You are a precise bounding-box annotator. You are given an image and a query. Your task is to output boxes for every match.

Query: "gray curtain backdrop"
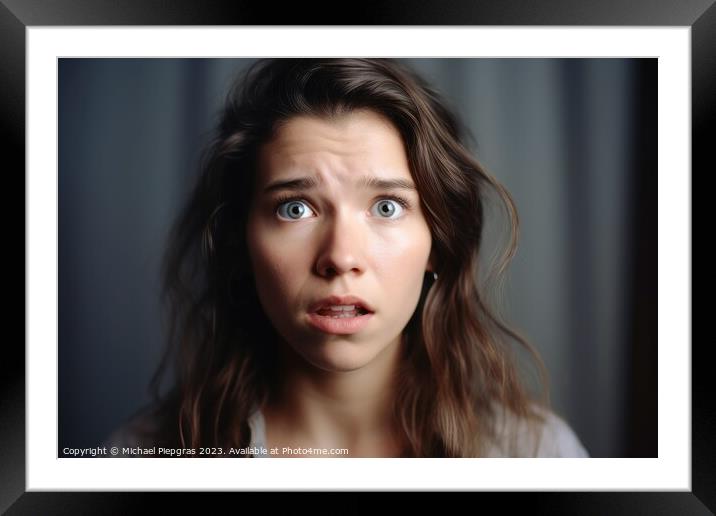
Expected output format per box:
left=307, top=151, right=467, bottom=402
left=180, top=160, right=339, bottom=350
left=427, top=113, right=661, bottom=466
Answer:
left=59, top=58, right=654, bottom=458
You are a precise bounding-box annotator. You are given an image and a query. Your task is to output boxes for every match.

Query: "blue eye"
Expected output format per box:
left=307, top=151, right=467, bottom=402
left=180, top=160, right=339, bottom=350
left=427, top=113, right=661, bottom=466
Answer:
left=277, top=200, right=314, bottom=220
left=371, top=199, right=404, bottom=219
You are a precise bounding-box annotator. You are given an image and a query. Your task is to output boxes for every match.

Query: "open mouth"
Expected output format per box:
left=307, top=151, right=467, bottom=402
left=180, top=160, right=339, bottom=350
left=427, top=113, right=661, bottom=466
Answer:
left=307, top=297, right=374, bottom=334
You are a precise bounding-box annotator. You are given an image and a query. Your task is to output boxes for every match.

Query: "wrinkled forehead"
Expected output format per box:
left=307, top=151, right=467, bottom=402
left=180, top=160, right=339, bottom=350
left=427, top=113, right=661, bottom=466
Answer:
left=255, top=110, right=413, bottom=190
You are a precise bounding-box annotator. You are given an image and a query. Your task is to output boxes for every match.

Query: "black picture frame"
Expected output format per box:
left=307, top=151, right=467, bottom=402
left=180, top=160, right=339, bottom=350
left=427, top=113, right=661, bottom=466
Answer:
left=2, top=1, right=708, bottom=512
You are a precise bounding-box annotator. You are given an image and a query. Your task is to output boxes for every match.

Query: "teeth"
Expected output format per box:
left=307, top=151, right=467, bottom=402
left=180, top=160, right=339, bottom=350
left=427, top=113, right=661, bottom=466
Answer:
left=315, top=304, right=368, bottom=318
left=328, top=305, right=356, bottom=311
left=331, top=311, right=356, bottom=318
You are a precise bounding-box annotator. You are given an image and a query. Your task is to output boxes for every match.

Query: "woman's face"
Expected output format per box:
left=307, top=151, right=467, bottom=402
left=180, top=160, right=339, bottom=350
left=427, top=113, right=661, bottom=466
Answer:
left=246, top=109, right=432, bottom=373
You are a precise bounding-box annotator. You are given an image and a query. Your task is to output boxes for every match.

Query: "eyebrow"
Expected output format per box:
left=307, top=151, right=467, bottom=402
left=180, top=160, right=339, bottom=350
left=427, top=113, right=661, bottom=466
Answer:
left=263, top=175, right=417, bottom=194
left=263, top=176, right=320, bottom=194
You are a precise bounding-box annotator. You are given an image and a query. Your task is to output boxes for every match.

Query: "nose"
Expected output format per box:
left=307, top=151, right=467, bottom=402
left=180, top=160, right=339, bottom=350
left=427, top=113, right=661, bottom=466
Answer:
left=314, top=210, right=366, bottom=278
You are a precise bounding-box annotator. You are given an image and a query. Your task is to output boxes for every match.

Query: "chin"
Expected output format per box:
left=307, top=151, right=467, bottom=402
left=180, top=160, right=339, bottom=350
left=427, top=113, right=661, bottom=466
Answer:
left=302, top=341, right=381, bottom=373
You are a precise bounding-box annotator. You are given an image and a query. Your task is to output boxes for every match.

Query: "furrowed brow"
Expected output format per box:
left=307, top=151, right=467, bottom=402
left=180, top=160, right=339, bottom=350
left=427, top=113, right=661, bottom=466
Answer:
left=262, top=175, right=416, bottom=194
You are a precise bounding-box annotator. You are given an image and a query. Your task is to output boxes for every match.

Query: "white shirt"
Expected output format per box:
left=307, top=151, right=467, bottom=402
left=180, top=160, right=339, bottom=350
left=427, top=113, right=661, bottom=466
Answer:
left=105, top=404, right=588, bottom=458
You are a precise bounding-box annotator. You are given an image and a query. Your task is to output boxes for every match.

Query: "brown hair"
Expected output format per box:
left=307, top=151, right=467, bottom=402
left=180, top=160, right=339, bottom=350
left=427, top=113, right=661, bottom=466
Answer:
left=149, top=58, right=549, bottom=457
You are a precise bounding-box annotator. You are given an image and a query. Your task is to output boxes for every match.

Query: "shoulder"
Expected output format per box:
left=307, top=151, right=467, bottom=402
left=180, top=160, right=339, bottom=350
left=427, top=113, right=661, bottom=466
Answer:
left=530, top=407, right=590, bottom=457
left=485, top=404, right=589, bottom=458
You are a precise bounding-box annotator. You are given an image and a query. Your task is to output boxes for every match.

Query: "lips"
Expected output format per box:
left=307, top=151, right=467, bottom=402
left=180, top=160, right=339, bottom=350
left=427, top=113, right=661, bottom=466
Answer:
left=306, top=295, right=374, bottom=335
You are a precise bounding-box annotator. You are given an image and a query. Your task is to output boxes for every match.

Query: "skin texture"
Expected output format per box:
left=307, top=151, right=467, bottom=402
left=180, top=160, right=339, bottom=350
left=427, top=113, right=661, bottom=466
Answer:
left=246, top=110, right=433, bottom=456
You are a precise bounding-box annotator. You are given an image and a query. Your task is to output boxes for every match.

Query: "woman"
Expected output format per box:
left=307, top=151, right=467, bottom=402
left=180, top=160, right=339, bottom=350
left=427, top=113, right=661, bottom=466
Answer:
left=108, top=58, right=588, bottom=458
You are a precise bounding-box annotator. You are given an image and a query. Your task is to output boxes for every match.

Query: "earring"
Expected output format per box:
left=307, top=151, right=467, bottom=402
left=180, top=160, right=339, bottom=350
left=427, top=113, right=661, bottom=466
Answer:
left=432, top=272, right=438, bottom=281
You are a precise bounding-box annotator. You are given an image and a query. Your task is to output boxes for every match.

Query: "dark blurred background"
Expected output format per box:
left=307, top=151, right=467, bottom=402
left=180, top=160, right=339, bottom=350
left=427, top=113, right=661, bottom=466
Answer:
left=58, top=58, right=656, bottom=458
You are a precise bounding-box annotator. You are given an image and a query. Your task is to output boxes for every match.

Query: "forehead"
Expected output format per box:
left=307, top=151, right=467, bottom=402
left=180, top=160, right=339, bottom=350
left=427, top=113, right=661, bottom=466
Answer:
left=256, top=110, right=411, bottom=185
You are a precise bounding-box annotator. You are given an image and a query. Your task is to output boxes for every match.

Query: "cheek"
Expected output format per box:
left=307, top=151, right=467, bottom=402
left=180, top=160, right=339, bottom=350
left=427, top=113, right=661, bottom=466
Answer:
left=369, top=224, right=432, bottom=292
left=246, top=222, right=307, bottom=308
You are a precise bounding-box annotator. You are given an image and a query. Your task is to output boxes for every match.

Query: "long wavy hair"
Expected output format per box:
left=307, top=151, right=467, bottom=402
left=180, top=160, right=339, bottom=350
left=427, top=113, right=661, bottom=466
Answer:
left=147, top=58, right=549, bottom=457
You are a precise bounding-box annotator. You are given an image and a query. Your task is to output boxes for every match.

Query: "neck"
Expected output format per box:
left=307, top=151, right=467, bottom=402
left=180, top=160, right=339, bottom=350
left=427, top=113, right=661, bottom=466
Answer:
left=263, top=335, right=406, bottom=456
